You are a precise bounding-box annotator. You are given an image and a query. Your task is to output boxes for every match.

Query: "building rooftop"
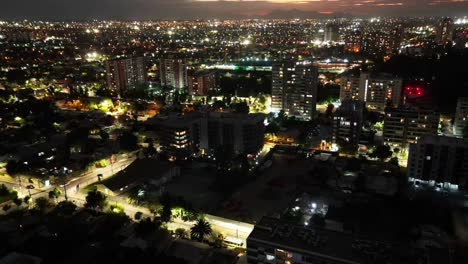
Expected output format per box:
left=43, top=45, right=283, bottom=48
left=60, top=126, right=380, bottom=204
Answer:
left=248, top=217, right=408, bottom=264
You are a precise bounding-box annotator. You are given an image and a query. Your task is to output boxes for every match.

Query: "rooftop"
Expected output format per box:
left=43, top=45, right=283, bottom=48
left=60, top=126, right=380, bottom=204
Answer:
left=248, top=217, right=404, bottom=264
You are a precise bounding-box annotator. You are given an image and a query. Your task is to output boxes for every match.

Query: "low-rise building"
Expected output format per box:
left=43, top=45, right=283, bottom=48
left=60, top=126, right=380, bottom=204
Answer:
left=246, top=217, right=440, bottom=264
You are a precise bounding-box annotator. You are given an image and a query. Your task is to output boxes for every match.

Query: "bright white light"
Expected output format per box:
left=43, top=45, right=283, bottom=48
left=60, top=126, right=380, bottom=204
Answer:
left=242, top=39, right=251, bottom=45
left=311, top=203, right=317, bottom=209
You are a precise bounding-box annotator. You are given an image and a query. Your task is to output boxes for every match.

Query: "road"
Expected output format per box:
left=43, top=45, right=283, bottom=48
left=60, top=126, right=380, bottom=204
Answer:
left=0, top=151, right=138, bottom=199
left=1, top=149, right=254, bottom=248
left=62, top=189, right=253, bottom=248
left=61, top=152, right=138, bottom=197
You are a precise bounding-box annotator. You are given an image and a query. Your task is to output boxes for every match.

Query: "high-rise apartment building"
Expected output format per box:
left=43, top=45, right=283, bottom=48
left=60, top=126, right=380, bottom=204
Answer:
left=105, top=56, right=147, bottom=95
left=188, top=70, right=217, bottom=96
left=272, top=61, right=318, bottom=121
left=332, top=100, right=364, bottom=145
left=149, top=112, right=265, bottom=160
left=383, top=107, right=440, bottom=147
left=344, top=29, right=362, bottom=53
left=324, top=24, right=340, bottom=43
left=340, top=73, right=403, bottom=112
left=436, top=18, right=454, bottom=45
left=453, top=97, right=468, bottom=138
left=408, top=136, right=468, bottom=192
left=160, top=56, right=188, bottom=89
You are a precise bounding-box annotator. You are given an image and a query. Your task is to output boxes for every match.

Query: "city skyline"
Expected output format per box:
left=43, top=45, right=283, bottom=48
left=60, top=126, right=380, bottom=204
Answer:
left=0, top=0, right=467, bottom=20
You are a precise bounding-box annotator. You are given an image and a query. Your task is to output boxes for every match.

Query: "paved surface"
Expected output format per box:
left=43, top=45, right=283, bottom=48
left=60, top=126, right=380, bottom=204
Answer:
left=1, top=150, right=254, bottom=248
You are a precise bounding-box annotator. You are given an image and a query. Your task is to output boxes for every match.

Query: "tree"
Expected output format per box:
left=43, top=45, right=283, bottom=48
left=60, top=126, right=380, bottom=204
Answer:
left=175, top=228, right=187, bottom=238
left=2, top=204, right=11, bottom=212
left=118, top=131, right=138, bottom=151
left=84, top=190, right=107, bottom=211
left=134, top=211, right=143, bottom=220
left=190, top=218, right=212, bottom=242
left=34, top=197, right=51, bottom=213
left=390, top=157, right=400, bottom=166
left=13, top=197, right=22, bottom=207
left=135, top=217, right=160, bottom=237
left=369, top=145, right=393, bottom=161
left=48, top=188, right=62, bottom=201
left=160, top=204, right=172, bottom=223
left=6, top=160, right=24, bottom=176
left=54, top=201, right=77, bottom=216
left=231, top=102, right=249, bottom=114
left=23, top=196, right=31, bottom=205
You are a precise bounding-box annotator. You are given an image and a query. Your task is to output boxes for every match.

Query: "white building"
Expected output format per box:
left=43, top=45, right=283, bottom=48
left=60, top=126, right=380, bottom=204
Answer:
left=272, top=61, right=318, bottom=121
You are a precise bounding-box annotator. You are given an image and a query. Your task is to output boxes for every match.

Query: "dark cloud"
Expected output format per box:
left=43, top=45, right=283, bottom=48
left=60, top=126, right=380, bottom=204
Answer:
left=0, top=0, right=466, bottom=20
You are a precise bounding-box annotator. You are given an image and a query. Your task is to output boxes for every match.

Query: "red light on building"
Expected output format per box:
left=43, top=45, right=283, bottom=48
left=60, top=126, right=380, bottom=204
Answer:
left=405, top=86, right=423, bottom=98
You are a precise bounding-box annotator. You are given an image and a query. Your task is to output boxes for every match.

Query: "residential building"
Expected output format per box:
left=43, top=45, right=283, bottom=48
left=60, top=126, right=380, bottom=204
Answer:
left=340, top=72, right=403, bottom=112
left=383, top=107, right=440, bottom=147
left=203, top=112, right=265, bottom=155
left=453, top=97, right=468, bottom=137
left=332, top=100, right=364, bottom=145
left=408, top=136, right=468, bottom=192
left=246, top=217, right=436, bottom=264
left=160, top=56, right=188, bottom=89
left=436, top=18, right=454, bottom=45
left=149, top=112, right=265, bottom=160
left=344, top=29, right=362, bottom=53
left=324, top=24, right=340, bottom=43
left=188, top=70, right=217, bottom=95
left=151, top=112, right=203, bottom=160
left=272, top=61, right=318, bottom=121
left=105, top=56, right=147, bottom=95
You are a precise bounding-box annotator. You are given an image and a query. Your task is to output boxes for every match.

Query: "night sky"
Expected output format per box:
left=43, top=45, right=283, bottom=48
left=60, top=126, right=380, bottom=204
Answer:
left=0, top=0, right=467, bottom=20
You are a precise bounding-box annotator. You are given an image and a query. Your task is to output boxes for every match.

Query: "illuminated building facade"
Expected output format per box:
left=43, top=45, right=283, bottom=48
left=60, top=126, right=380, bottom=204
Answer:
left=383, top=107, right=440, bottom=147
left=332, top=100, right=364, bottom=145
left=153, top=112, right=265, bottom=160
left=324, top=24, right=340, bottom=43
left=436, top=18, right=454, bottom=45
left=155, top=113, right=202, bottom=161
left=453, top=97, right=468, bottom=138
left=344, top=29, right=362, bottom=53
left=408, top=136, right=468, bottom=192
left=188, top=70, right=217, bottom=96
left=160, top=56, right=188, bottom=89
left=105, top=56, right=147, bottom=95
left=340, top=73, right=403, bottom=112
left=272, top=61, right=318, bottom=121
